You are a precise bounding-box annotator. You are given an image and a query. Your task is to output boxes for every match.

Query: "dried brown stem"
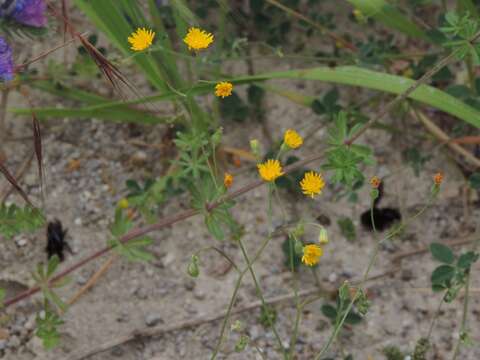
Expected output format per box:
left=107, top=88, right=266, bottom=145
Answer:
left=3, top=152, right=325, bottom=308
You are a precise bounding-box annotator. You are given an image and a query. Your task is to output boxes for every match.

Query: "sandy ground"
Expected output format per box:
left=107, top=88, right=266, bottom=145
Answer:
left=1, top=3, right=480, bottom=360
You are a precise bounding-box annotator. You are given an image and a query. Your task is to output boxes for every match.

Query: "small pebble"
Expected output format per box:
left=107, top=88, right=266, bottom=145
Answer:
left=111, top=346, right=124, bottom=357
left=145, top=314, right=163, bottom=327
left=7, top=335, right=20, bottom=349
left=76, top=275, right=88, bottom=286
left=15, top=238, right=28, bottom=247
left=193, top=289, right=205, bottom=301
left=184, top=280, right=195, bottom=291
left=328, top=272, right=338, bottom=283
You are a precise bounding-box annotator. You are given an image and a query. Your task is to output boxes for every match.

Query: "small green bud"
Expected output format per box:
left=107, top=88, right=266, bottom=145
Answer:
left=235, top=334, right=249, bottom=352
left=211, top=127, right=223, bottom=146
left=318, top=226, right=328, bottom=244
left=370, top=188, right=379, bottom=200
left=292, top=222, right=305, bottom=238
left=249, top=139, right=261, bottom=158
left=294, top=239, right=304, bottom=255
left=230, top=320, right=243, bottom=332
left=187, top=255, right=200, bottom=278
left=339, top=281, right=351, bottom=302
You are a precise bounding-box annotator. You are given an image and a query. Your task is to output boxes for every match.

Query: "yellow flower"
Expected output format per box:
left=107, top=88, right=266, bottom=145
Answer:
left=224, top=172, right=233, bottom=188
left=118, top=198, right=129, bottom=209
left=300, top=171, right=325, bottom=198
left=183, top=27, right=214, bottom=51
left=302, top=244, right=323, bottom=266
left=370, top=176, right=381, bottom=189
left=215, top=82, right=233, bottom=98
left=257, top=159, right=284, bottom=182
left=284, top=129, right=303, bottom=149
left=128, top=28, right=155, bottom=51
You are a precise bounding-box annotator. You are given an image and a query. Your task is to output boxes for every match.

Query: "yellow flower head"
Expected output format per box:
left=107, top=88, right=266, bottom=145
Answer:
left=215, top=82, right=233, bottom=98
left=117, top=198, right=129, bottom=209
left=224, top=172, right=233, bottom=188
left=434, top=172, right=443, bottom=186
left=183, top=27, right=214, bottom=51
left=370, top=176, right=381, bottom=189
left=128, top=28, right=155, bottom=51
left=302, top=244, right=323, bottom=266
left=284, top=129, right=303, bottom=149
left=257, top=159, right=284, bottom=182
left=300, top=171, right=325, bottom=198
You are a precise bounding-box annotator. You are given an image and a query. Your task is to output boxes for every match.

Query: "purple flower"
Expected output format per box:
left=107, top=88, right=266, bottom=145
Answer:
left=1, top=0, right=47, bottom=28
left=0, top=36, right=14, bottom=82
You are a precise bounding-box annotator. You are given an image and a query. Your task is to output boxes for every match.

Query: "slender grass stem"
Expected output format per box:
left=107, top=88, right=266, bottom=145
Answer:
left=238, top=238, right=288, bottom=358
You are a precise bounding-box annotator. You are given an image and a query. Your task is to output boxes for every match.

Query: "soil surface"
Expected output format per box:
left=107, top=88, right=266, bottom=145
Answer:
left=1, top=3, right=480, bottom=360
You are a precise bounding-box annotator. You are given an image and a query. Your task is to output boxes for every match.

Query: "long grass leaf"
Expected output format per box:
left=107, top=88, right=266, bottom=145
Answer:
left=346, top=0, right=428, bottom=40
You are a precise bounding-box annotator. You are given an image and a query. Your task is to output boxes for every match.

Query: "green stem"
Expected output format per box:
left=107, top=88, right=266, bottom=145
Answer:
left=314, top=193, right=436, bottom=359
left=238, top=238, right=288, bottom=358
left=210, top=272, right=245, bottom=359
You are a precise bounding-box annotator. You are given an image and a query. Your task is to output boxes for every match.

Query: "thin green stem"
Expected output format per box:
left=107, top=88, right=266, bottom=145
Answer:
left=314, top=192, right=436, bottom=359
left=238, top=238, right=287, bottom=358
left=195, top=246, right=240, bottom=273
left=451, top=235, right=480, bottom=359
left=210, top=271, right=246, bottom=359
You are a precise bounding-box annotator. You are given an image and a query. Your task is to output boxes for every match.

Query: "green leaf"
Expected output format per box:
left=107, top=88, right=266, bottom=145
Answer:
left=337, top=217, right=357, bottom=242
left=345, top=311, right=363, bottom=325
left=321, top=304, right=337, bottom=322
left=46, top=256, right=60, bottom=278
left=281, top=237, right=302, bottom=271
left=44, top=289, right=68, bottom=313
left=0, top=288, right=5, bottom=308
left=31, top=66, right=480, bottom=129
left=469, top=172, right=480, bottom=189
left=346, top=0, right=428, bottom=40
left=430, top=243, right=455, bottom=264
left=431, top=265, right=455, bottom=285
left=11, top=106, right=171, bottom=124
left=205, top=213, right=225, bottom=241
left=73, top=0, right=169, bottom=91
left=457, top=251, right=479, bottom=269
left=0, top=204, right=45, bottom=240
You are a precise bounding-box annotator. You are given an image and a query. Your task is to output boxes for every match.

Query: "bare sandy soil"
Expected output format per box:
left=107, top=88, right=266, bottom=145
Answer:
left=1, top=4, right=480, bottom=360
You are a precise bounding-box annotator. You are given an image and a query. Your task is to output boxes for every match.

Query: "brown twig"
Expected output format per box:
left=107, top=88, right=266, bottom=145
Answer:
left=0, top=151, right=35, bottom=204
left=392, top=236, right=475, bottom=264
left=412, top=109, right=480, bottom=168
left=3, top=152, right=325, bottom=309
left=65, top=254, right=118, bottom=309
left=345, top=29, right=480, bottom=146
left=68, top=263, right=405, bottom=360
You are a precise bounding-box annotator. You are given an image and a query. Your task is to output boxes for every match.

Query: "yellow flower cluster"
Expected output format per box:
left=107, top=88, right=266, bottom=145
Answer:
left=257, top=159, right=283, bottom=182
left=183, top=27, right=214, bottom=51
left=224, top=173, right=233, bottom=188
left=302, top=244, right=323, bottom=266
left=284, top=129, right=303, bottom=149
left=300, top=171, right=325, bottom=198
left=215, top=82, right=233, bottom=98
left=128, top=28, right=155, bottom=51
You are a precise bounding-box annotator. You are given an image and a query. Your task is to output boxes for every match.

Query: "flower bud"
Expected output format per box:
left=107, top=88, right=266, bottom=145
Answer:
left=235, top=335, right=249, bottom=352
left=117, top=198, right=129, bottom=209
left=318, top=227, right=328, bottom=244
left=249, top=139, right=261, bottom=158
left=187, top=255, right=200, bottom=278
left=211, top=127, right=223, bottom=146
left=294, top=239, right=304, bottom=256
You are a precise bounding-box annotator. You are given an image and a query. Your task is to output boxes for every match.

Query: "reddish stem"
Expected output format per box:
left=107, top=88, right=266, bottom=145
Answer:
left=4, top=153, right=324, bottom=308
